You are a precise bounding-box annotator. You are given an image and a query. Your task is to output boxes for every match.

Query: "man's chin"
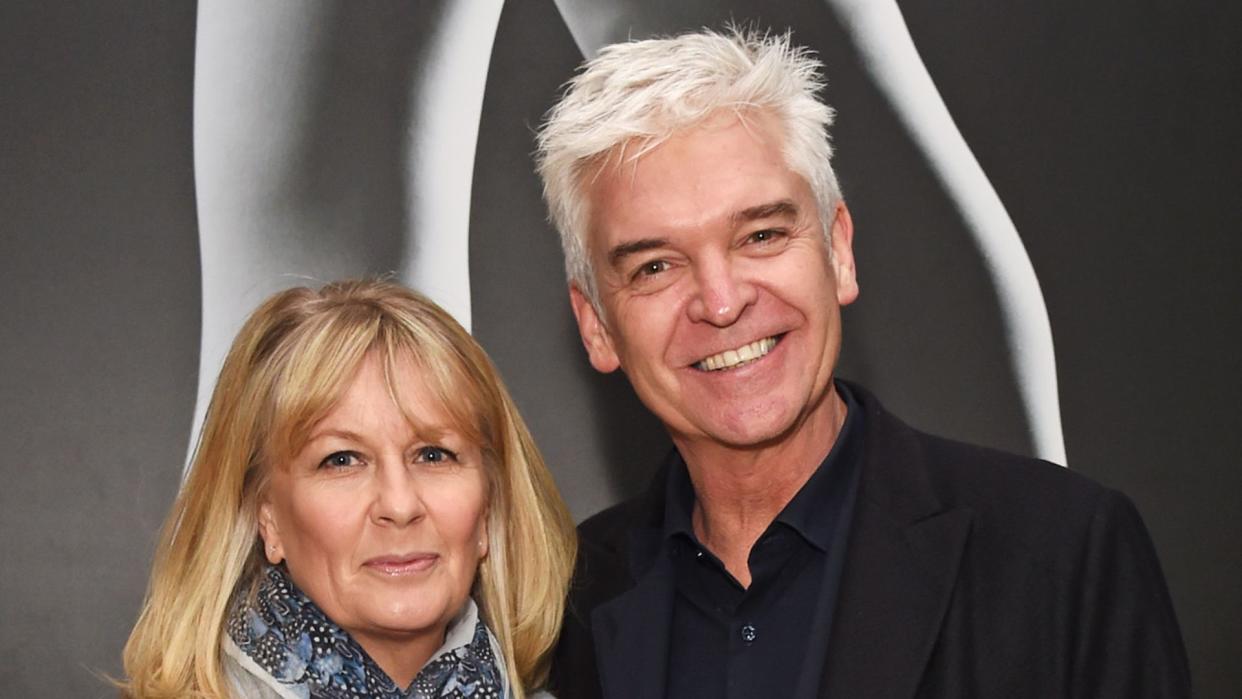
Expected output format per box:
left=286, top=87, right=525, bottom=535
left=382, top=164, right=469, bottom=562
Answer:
left=676, top=385, right=840, bottom=453
left=682, top=406, right=803, bottom=451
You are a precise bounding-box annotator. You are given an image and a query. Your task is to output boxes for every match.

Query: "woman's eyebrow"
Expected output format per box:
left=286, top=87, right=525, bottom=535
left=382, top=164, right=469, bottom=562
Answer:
left=304, top=428, right=365, bottom=444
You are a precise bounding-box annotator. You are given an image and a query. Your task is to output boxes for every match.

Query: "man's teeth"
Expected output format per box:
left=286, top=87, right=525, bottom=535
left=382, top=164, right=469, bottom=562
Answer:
left=696, top=337, right=778, bottom=371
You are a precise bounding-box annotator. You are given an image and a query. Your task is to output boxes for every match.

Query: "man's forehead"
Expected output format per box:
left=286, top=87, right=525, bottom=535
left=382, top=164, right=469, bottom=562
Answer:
left=586, top=161, right=812, bottom=246
left=580, top=111, right=816, bottom=253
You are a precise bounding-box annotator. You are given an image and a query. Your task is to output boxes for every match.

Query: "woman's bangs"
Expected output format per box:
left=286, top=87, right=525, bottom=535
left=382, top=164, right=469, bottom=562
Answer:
left=264, top=312, right=381, bottom=465
left=381, top=331, right=493, bottom=458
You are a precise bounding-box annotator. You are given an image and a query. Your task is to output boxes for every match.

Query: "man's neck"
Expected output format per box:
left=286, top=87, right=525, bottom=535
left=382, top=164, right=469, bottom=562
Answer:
left=674, top=386, right=848, bottom=587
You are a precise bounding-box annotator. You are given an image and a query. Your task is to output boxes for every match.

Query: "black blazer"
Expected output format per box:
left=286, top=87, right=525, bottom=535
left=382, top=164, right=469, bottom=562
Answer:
left=548, top=384, right=1190, bottom=698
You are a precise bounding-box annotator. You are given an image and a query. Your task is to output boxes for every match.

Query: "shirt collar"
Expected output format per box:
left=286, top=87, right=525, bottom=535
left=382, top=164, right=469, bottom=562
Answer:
left=661, top=380, right=864, bottom=552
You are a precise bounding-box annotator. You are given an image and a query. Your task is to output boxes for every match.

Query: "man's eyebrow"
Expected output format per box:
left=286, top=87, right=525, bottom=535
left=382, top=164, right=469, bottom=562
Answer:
left=732, top=199, right=799, bottom=225
left=604, top=201, right=797, bottom=267
left=607, top=238, right=669, bottom=267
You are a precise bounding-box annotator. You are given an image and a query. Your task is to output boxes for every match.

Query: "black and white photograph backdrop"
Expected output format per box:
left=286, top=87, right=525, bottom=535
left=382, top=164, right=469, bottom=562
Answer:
left=2, top=0, right=1239, bottom=695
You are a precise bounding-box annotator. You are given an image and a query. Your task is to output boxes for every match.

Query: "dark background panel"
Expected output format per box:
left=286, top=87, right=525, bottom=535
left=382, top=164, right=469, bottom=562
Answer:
left=896, top=1, right=1242, bottom=692
left=0, top=0, right=1237, bottom=696
left=0, top=1, right=200, bottom=694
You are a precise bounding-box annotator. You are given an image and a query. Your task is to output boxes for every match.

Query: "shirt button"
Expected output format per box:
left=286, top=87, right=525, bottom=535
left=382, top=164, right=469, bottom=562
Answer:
left=740, top=624, right=758, bottom=644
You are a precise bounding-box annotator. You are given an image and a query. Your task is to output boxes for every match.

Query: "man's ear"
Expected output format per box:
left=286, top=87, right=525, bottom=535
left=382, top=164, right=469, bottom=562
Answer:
left=829, top=202, right=860, bottom=307
left=257, top=501, right=285, bottom=565
left=569, top=284, right=621, bottom=373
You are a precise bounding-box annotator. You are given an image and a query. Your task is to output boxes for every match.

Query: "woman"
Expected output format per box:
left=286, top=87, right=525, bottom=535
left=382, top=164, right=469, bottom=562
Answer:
left=121, top=279, right=576, bottom=698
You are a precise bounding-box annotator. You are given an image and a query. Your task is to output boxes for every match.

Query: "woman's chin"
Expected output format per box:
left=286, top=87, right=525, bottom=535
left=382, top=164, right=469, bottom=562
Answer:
left=354, top=597, right=457, bottom=638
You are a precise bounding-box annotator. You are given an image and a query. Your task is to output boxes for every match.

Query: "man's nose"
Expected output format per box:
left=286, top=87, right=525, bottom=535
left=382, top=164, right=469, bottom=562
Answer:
left=686, top=255, right=757, bottom=327
left=370, top=462, right=427, bottom=527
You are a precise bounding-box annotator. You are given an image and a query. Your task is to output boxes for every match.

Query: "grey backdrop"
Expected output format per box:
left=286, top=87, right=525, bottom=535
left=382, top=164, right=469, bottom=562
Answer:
left=2, top=0, right=1239, bottom=696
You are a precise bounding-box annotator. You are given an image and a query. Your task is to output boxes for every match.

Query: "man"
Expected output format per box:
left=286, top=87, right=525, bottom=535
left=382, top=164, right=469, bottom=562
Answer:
left=535, top=29, right=1188, bottom=698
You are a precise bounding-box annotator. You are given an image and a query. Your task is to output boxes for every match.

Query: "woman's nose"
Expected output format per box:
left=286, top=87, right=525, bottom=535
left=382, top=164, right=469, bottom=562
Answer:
left=371, top=462, right=427, bottom=526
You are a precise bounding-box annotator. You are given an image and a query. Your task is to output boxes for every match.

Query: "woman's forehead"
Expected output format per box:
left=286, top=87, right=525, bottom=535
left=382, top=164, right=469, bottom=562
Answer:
left=305, top=349, right=483, bottom=445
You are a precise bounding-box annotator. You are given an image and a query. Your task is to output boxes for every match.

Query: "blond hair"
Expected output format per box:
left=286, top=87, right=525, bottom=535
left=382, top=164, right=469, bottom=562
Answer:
left=121, top=279, right=576, bottom=698
left=535, top=27, right=840, bottom=306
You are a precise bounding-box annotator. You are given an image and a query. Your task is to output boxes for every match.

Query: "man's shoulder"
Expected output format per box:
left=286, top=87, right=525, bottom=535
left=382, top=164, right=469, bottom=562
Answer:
left=857, top=384, right=1105, bottom=506
left=916, top=426, right=1105, bottom=510
left=852, top=383, right=1139, bottom=559
left=570, top=491, right=655, bottom=601
left=577, top=495, right=649, bottom=549
left=551, top=489, right=657, bottom=696
left=872, top=406, right=1148, bottom=576
left=792, top=385, right=1191, bottom=695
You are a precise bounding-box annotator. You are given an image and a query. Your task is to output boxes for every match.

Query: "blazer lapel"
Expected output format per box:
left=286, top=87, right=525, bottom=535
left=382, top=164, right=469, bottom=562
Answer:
left=591, top=526, right=676, bottom=699
left=819, top=387, right=974, bottom=698
left=819, top=499, right=972, bottom=697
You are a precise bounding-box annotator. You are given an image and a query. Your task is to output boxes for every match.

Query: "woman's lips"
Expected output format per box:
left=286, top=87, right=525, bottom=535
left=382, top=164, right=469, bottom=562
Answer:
left=364, top=553, right=438, bottom=576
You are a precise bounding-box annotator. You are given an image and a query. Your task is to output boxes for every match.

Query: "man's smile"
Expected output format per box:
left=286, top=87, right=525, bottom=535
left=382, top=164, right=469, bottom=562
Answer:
left=693, top=335, right=781, bottom=372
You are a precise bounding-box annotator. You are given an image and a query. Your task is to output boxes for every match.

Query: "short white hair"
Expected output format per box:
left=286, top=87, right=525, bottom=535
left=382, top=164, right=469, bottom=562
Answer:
left=535, top=27, right=842, bottom=305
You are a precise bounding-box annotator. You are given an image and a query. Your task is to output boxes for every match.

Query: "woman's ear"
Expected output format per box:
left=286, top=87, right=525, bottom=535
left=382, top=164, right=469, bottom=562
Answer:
left=257, top=501, right=285, bottom=565
left=476, top=516, right=489, bottom=560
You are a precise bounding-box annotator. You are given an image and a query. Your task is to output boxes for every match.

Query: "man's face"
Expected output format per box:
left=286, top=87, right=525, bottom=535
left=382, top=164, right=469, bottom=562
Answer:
left=571, top=112, right=858, bottom=449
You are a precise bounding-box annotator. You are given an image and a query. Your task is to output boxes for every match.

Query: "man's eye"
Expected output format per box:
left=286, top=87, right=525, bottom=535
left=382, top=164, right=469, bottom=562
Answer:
left=633, top=259, right=669, bottom=279
left=319, top=451, right=360, bottom=469
left=748, top=229, right=784, bottom=244
left=415, top=445, right=459, bottom=464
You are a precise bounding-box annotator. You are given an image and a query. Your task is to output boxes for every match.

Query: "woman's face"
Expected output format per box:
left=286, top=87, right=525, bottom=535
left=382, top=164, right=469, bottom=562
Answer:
left=258, top=352, right=489, bottom=668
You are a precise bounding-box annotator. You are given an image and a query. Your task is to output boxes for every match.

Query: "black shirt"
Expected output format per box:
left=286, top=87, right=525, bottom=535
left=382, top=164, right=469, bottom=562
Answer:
left=661, top=382, right=864, bottom=699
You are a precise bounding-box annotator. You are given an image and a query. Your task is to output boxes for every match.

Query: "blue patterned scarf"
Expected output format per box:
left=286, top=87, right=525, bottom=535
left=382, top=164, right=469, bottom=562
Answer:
left=227, top=565, right=509, bottom=698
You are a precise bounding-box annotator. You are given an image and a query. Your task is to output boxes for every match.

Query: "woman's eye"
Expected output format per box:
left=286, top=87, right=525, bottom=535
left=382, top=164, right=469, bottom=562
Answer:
left=319, top=451, right=360, bottom=469
left=415, top=445, right=459, bottom=464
